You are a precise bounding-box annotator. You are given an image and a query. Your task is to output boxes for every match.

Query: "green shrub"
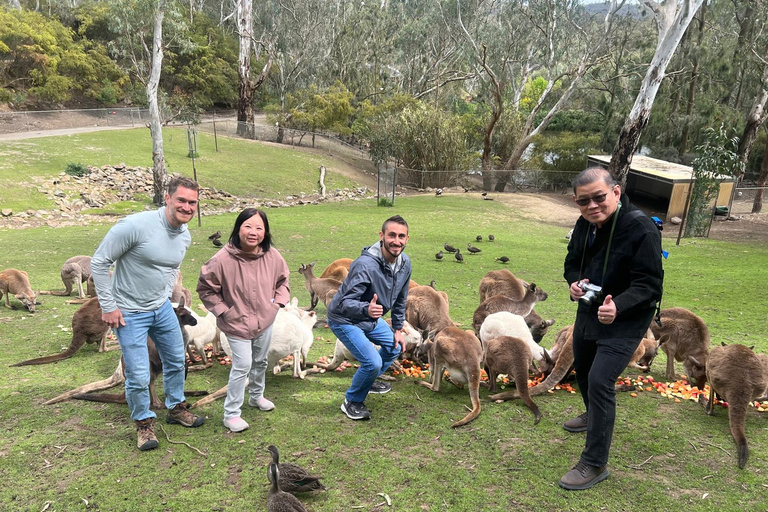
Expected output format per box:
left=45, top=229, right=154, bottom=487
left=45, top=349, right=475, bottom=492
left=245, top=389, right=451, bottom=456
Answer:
left=65, top=162, right=89, bottom=177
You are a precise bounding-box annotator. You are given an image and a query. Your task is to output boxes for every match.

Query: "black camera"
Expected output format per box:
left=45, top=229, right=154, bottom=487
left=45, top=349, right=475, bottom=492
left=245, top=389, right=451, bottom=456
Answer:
left=578, top=281, right=604, bottom=306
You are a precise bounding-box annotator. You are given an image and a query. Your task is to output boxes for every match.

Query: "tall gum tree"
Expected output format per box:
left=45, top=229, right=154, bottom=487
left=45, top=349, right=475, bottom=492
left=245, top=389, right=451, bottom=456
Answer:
left=608, top=0, right=705, bottom=186
left=236, top=0, right=272, bottom=138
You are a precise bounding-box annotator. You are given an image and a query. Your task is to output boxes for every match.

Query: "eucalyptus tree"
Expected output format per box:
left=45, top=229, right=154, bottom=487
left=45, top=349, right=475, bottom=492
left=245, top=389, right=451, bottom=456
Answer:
left=608, top=0, right=705, bottom=186
left=235, top=0, right=272, bottom=137
left=108, top=0, right=189, bottom=205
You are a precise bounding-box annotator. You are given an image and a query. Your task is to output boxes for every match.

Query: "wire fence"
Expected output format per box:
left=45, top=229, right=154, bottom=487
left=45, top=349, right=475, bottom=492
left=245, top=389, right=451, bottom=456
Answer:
left=0, top=107, right=149, bottom=134
left=729, top=186, right=768, bottom=216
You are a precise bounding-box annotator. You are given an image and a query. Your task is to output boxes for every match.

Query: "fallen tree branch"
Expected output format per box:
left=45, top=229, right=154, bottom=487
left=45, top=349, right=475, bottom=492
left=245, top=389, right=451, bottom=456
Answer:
left=158, top=424, right=207, bottom=457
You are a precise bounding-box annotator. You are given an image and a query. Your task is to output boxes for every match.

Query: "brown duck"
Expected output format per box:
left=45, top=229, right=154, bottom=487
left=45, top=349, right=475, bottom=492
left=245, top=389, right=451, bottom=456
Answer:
left=267, top=463, right=308, bottom=512
left=267, top=445, right=326, bottom=493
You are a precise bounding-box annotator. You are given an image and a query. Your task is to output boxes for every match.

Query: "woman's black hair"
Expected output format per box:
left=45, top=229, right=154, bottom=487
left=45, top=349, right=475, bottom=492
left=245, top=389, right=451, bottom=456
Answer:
left=229, top=208, right=273, bottom=252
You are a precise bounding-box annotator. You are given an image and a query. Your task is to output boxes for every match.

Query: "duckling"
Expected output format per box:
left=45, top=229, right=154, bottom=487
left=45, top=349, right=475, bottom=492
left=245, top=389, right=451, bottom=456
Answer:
left=466, top=243, right=482, bottom=254
left=476, top=235, right=483, bottom=242
left=495, top=256, right=510, bottom=263
left=443, top=243, right=457, bottom=253
left=267, top=463, right=308, bottom=512
left=455, top=249, right=464, bottom=263
left=267, top=445, right=326, bottom=494
left=435, top=251, right=444, bottom=260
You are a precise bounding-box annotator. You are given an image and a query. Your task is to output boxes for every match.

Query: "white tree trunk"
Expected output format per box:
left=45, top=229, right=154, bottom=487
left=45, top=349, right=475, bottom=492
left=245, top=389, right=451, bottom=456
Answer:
left=737, top=64, right=768, bottom=181
left=148, top=0, right=167, bottom=206
left=608, top=0, right=705, bottom=186
left=236, top=0, right=254, bottom=137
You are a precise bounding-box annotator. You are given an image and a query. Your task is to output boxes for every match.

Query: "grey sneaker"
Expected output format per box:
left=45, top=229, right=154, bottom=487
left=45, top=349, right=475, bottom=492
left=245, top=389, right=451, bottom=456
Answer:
left=341, top=399, right=371, bottom=420
left=368, top=381, right=391, bottom=394
left=135, top=418, right=159, bottom=451
left=563, top=412, right=588, bottom=432
left=558, top=461, right=610, bottom=490
left=166, top=401, right=206, bottom=427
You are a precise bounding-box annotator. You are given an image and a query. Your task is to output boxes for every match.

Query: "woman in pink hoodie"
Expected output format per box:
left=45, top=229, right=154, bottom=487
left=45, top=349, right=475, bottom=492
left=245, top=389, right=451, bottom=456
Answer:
left=197, top=208, right=290, bottom=433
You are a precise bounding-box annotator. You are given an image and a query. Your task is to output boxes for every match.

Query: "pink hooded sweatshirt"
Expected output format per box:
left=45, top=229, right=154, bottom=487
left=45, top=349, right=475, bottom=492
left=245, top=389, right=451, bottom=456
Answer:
left=197, top=242, right=290, bottom=340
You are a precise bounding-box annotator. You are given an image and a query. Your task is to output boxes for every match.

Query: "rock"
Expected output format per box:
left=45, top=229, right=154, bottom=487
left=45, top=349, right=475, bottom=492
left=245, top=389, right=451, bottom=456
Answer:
left=1, top=208, right=12, bottom=217
left=670, top=216, right=682, bottom=225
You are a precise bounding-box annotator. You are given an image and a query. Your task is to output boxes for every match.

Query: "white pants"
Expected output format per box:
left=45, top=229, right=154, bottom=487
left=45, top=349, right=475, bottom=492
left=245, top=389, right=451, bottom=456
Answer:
left=223, top=325, right=272, bottom=420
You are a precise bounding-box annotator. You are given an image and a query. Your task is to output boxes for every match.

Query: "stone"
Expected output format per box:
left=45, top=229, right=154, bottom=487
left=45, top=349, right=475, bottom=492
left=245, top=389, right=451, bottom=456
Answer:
left=670, top=216, right=682, bottom=225
left=1, top=208, right=12, bottom=217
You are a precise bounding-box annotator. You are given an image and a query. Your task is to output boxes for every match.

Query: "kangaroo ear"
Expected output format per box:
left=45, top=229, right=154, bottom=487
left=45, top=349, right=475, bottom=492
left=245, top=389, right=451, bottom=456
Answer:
left=178, top=295, right=186, bottom=308
left=543, top=349, right=553, bottom=365
left=529, top=283, right=537, bottom=291
left=688, top=355, right=703, bottom=369
left=546, top=319, right=555, bottom=326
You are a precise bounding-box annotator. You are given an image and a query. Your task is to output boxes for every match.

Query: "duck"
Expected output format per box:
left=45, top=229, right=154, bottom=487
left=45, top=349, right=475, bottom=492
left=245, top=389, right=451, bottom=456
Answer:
left=443, top=243, right=457, bottom=253
left=212, top=238, right=223, bottom=247
left=208, top=230, right=221, bottom=241
left=267, top=445, right=326, bottom=494
left=435, top=251, right=444, bottom=260
left=495, top=256, right=510, bottom=263
left=429, top=279, right=437, bottom=289
left=455, top=249, right=464, bottom=263
left=267, top=463, right=308, bottom=512
left=488, top=234, right=495, bottom=241
left=476, top=235, right=483, bottom=242
left=467, top=243, right=482, bottom=254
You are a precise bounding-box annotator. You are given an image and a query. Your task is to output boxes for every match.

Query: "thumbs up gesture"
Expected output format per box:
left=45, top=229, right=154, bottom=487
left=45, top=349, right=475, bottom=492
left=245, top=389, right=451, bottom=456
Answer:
left=597, top=294, right=616, bottom=324
left=368, top=293, right=384, bottom=319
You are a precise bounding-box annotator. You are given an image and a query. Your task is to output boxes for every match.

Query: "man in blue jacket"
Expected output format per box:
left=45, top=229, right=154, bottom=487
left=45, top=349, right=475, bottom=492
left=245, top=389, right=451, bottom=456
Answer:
left=327, top=215, right=412, bottom=420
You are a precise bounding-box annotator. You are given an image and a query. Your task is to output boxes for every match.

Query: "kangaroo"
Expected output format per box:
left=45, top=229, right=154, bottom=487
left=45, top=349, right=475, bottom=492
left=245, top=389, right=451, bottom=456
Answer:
left=478, top=269, right=544, bottom=303
left=525, top=309, right=556, bottom=343
left=10, top=297, right=112, bottom=367
left=405, top=285, right=453, bottom=334
left=39, top=256, right=92, bottom=299
left=650, top=307, right=710, bottom=386
left=319, top=258, right=352, bottom=282
left=472, top=286, right=549, bottom=335
left=171, top=270, right=192, bottom=307
left=415, top=327, right=483, bottom=428
left=490, top=325, right=654, bottom=402
left=0, top=268, right=37, bottom=313
left=297, top=262, right=342, bottom=310
left=696, top=343, right=767, bottom=469
left=484, top=335, right=542, bottom=424
left=44, top=297, right=199, bottom=408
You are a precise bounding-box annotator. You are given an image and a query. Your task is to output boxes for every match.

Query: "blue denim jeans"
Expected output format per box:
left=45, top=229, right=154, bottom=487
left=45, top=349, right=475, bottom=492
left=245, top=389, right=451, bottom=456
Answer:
left=115, top=300, right=187, bottom=421
left=572, top=332, right=641, bottom=467
left=328, top=318, right=401, bottom=403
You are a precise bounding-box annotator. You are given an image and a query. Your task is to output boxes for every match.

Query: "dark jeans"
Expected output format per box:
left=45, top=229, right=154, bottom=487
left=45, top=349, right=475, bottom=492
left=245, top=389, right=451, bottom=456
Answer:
left=572, top=332, right=641, bottom=467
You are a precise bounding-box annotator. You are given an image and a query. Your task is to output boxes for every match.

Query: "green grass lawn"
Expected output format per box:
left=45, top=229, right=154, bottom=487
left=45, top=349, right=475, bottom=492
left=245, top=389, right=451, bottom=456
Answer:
left=1, top=192, right=767, bottom=511
left=0, top=128, right=358, bottom=212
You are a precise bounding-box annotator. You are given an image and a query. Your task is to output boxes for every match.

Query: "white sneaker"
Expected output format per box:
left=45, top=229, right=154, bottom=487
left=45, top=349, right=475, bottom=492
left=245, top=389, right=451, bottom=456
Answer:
left=223, top=416, right=249, bottom=432
left=248, top=396, right=275, bottom=411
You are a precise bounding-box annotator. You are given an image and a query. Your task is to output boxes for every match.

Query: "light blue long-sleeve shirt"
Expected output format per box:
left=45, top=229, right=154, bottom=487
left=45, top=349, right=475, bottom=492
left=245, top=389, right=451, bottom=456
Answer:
left=91, top=207, right=191, bottom=313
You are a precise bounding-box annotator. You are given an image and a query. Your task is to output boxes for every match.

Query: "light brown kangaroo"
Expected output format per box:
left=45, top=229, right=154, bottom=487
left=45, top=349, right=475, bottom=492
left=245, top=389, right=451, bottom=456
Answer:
left=696, top=343, right=767, bottom=469
left=44, top=297, right=200, bottom=408
left=0, top=268, right=37, bottom=313
left=478, top=269, right=527, bottom=302
left=484, top=335, right=542, bottom=424
left=10, top=297, right=111, bottom=367
left=319, top=258, right=352, bottom=281
left=415, top=327, right=483, bottom=428
left=39, top=256, right=92, bottom=299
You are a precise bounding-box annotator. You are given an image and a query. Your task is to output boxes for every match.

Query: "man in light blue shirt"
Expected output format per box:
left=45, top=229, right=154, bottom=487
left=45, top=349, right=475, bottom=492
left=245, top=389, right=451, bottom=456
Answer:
left=92, top=176, right=205, bottom=451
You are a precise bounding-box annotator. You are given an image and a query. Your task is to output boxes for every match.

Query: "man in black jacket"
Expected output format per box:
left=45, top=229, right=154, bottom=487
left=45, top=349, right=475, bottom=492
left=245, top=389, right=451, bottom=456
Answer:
left=559, top=168, right=663, bottom=490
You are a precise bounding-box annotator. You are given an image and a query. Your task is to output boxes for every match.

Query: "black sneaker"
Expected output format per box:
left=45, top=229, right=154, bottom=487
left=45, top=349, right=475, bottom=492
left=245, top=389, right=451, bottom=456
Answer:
left=368, top=381, right=392, bottom=394
left=341, top=399, right=371, bottom=420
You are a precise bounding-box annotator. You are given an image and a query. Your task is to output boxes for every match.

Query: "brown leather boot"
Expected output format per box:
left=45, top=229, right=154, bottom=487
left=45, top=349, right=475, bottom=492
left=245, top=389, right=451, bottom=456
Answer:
left=558, top=461, right=610, bottom=490
left=563, top=412, right=588, bottom=432
left=166, top=401, right=205, bottom=427
left=135, top=418, right=159, bottom=451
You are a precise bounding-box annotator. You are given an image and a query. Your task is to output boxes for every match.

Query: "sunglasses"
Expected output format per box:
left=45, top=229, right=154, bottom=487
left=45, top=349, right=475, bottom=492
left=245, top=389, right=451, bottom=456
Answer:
left=574, top=192, right=610, bottom=207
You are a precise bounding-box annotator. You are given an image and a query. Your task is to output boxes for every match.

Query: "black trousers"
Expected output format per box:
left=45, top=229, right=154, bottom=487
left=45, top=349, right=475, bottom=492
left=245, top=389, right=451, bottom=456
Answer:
left=572, top=332, right=641, bottom=467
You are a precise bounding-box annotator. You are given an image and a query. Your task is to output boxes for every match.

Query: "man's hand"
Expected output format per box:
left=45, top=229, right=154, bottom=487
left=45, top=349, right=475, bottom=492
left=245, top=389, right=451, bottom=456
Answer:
left=394, top=329, right=406, bottom=353
left=598, top=295, right=616, bottom=324
left=367, top=293, right=384, bottom=319
left=570, top=279, right=587, bottom=301
left=102, top=309, right=125, bottom=328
